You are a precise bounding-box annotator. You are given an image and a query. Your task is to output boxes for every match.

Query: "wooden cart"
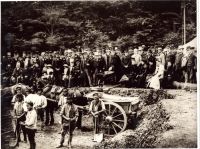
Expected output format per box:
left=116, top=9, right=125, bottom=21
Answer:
left=85, top=91, right=140, bottom=135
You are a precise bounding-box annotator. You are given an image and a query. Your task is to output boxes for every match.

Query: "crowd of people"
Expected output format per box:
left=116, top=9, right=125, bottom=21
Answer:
left=6, top=44, right=197, bottom=149
left=2, top=44, right=197, bottom=89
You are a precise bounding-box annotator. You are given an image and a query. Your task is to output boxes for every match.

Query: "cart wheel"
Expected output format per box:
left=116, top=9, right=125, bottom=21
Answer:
left=102, top=101, right=127, bottom=135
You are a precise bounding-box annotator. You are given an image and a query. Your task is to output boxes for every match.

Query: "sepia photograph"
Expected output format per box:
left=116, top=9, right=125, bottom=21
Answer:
left=1, top=0, right=197, bottom=148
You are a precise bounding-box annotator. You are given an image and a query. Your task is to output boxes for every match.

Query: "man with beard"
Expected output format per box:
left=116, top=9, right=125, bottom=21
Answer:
left=11, top=62, right=23, bottom=84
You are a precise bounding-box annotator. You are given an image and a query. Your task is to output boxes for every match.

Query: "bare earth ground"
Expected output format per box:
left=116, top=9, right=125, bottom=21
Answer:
left=14, top=113, right=98, bottom=149
left=155, top=90, right=197, bottom=148
left=2, top=89, right=197, bottom=149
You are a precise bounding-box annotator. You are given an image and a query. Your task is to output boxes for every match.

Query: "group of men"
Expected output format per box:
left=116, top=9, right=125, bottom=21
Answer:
left=2, top=44, right=197, bottom=90
left=11, top=84, right=105, bottom=149
left=7, top=43, right=197, bottom=148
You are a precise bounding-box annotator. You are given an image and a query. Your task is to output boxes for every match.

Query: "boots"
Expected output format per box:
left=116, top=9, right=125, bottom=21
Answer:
left=68, top=135, right=73, bottom=148
left=30, top=142, right=36, bottom=149
left=23, top=132, right=27, bottom=143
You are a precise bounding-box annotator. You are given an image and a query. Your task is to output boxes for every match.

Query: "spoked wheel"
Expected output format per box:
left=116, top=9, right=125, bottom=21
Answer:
left=102, top=101, right=127, bottom=136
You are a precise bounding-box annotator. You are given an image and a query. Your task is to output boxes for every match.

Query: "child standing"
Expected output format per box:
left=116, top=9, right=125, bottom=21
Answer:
left=13, top=94, right=27, bottom=145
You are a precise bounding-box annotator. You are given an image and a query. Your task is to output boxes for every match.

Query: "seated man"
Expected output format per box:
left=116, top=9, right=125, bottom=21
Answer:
left=11, top=62, right=23, bottom=84
left=57, top=94, right=78, bottom=148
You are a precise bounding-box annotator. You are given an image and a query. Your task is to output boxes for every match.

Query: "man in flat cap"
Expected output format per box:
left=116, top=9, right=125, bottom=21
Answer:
left=57, top=94, right=78, bottom=148
left=89, top=93, right=105, bottom=136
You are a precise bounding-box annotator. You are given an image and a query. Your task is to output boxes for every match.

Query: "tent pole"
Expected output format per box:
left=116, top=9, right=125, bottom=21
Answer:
left=183, top=0, right=186, bottom=45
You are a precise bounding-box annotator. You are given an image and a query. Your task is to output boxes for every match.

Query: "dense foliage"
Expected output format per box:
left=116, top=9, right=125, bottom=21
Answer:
left=1, top=0, right=196, bottom=53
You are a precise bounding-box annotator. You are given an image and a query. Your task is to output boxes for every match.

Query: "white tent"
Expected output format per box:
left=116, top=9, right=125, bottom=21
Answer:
left=182, top=37, right=197, bottom=49
left=181, top=37, right=196, bottom=55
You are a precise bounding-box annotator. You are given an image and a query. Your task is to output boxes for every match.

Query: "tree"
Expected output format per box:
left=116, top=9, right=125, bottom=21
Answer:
left=1, top=1, right=196, bottom=53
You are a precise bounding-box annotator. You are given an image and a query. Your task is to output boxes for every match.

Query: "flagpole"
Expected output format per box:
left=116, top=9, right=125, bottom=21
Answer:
left=183, top=0, right=186, bottom=45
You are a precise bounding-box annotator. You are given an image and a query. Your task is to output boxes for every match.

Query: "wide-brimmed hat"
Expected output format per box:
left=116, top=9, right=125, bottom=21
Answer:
left=93, top=92, right=100, bottom=97
left=16, top=86, right=22, bottom=90
left=7, top=52, right=11, bottom=56
left=138, top=46, right=143, bottom=51
left=63, top=88, right=68, bottom=92
left=178, top=45, right=184, bottom=50
left=67, top=49, right=73, bottom=53
left=63, top=64, right=68, bottom=67
left=25, top=87, right=31, bottom=92
left=94, top=52, right=101, bottom=56
left=46, top=64, right=52, bottom=67
left=37, top=88, right=43, bottom=92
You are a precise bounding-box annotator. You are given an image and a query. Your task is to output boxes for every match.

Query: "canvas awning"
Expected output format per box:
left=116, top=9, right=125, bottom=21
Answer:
left=182, top=37, right=197, bottom=49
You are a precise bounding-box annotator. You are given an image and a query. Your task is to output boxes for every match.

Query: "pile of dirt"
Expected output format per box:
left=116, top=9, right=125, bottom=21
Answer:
left=96, top=101, right=172, bottom=148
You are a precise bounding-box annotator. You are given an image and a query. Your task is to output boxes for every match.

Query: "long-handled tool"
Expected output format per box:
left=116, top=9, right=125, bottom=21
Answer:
left=12, top=112, right=26, bottom=147
left=93, top=116, right=103, bottom=143
left=9, top=112, right=19, bottom=147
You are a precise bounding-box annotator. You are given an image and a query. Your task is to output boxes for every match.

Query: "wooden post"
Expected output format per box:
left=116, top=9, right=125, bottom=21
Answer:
left=183, top=0, right=186, bottom=45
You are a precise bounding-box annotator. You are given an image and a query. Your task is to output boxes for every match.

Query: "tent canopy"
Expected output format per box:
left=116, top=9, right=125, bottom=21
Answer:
left=182, top=37, right=197, bottom=49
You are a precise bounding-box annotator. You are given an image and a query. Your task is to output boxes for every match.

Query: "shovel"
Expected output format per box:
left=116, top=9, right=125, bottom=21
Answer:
left=9, top=111, right=26, bottom=147
left=9, top=116, right=19, bottom=147
left=93, top=116, right=103, bottom=143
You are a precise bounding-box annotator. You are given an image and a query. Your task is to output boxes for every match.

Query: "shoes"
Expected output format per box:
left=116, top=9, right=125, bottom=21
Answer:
left=18, top=138, right=21, bottom=142
left=15, top=143, right=19, bottom=147
left=56, top=144, right=63, bottom=148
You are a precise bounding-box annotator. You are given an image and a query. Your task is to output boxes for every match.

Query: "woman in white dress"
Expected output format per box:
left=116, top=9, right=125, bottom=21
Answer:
left=147, top=59, right=165, bottom=89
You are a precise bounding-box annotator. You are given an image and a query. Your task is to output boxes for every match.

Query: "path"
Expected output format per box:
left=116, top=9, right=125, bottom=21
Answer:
left=156, top=90, right=197, bottom=148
